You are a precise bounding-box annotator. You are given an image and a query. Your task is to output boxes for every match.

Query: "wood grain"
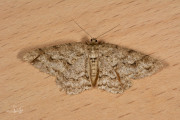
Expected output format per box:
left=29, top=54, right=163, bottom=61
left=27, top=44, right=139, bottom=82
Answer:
left=0, top=0, right=180, bottom=120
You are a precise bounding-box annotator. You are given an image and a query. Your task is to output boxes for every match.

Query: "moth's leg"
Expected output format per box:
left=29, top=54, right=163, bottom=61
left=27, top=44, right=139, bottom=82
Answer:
left=114, top=70, right=124, bottom=88
left=114, top=67, right=132, bottom=90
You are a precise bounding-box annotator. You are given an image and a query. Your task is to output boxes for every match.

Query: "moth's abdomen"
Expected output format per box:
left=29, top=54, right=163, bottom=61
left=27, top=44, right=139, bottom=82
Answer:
left=89, top=58, right=98, bottom=86
left=88, top=46, right=99, bottom=87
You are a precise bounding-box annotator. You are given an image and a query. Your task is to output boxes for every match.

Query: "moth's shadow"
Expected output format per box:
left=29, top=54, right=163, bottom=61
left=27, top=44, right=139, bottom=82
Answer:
left=81, top=36, right=89, bottom=43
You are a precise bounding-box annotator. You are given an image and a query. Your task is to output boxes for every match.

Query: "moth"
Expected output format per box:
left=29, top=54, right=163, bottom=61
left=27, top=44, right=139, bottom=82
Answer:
left=22, top=20, right=164, bottom=94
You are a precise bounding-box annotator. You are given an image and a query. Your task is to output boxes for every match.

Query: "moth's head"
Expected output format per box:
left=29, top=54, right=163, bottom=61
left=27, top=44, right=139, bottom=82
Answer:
left=90, top=38, right=98, bottom=44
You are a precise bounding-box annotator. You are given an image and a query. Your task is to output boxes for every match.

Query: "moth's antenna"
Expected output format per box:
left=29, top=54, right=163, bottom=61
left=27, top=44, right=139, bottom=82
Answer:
left=96, top=23, right=120, bottom=39
left=72, top=19, right=93, bottom=39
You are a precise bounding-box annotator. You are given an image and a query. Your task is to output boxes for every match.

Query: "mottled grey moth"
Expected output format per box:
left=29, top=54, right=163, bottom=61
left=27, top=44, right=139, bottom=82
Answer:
left=22, top=21, right=164, bottom=95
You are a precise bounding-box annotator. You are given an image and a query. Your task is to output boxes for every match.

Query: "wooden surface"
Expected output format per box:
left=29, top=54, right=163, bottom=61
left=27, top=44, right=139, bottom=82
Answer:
left=0, top=0, right=180, bottom=120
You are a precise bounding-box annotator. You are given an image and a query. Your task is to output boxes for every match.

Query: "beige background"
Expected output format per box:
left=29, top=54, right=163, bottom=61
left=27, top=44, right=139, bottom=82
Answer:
left=0, top=0, right=180, bottom=120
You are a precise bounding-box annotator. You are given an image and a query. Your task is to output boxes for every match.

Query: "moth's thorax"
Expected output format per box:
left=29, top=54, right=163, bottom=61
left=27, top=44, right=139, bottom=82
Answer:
left=88, top=44, right=99, bottom=87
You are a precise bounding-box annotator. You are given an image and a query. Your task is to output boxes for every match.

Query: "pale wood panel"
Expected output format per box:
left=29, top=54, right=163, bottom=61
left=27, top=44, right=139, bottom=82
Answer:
left=0, top=0, right=180, bottom=120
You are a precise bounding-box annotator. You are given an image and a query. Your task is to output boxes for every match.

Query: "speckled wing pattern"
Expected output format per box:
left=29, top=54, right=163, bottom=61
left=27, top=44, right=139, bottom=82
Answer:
left=97, top=43, right=163, bottom=94
left=23, top=43, right=92, bottom=94
left=23, top=42, right=163, bottom=95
